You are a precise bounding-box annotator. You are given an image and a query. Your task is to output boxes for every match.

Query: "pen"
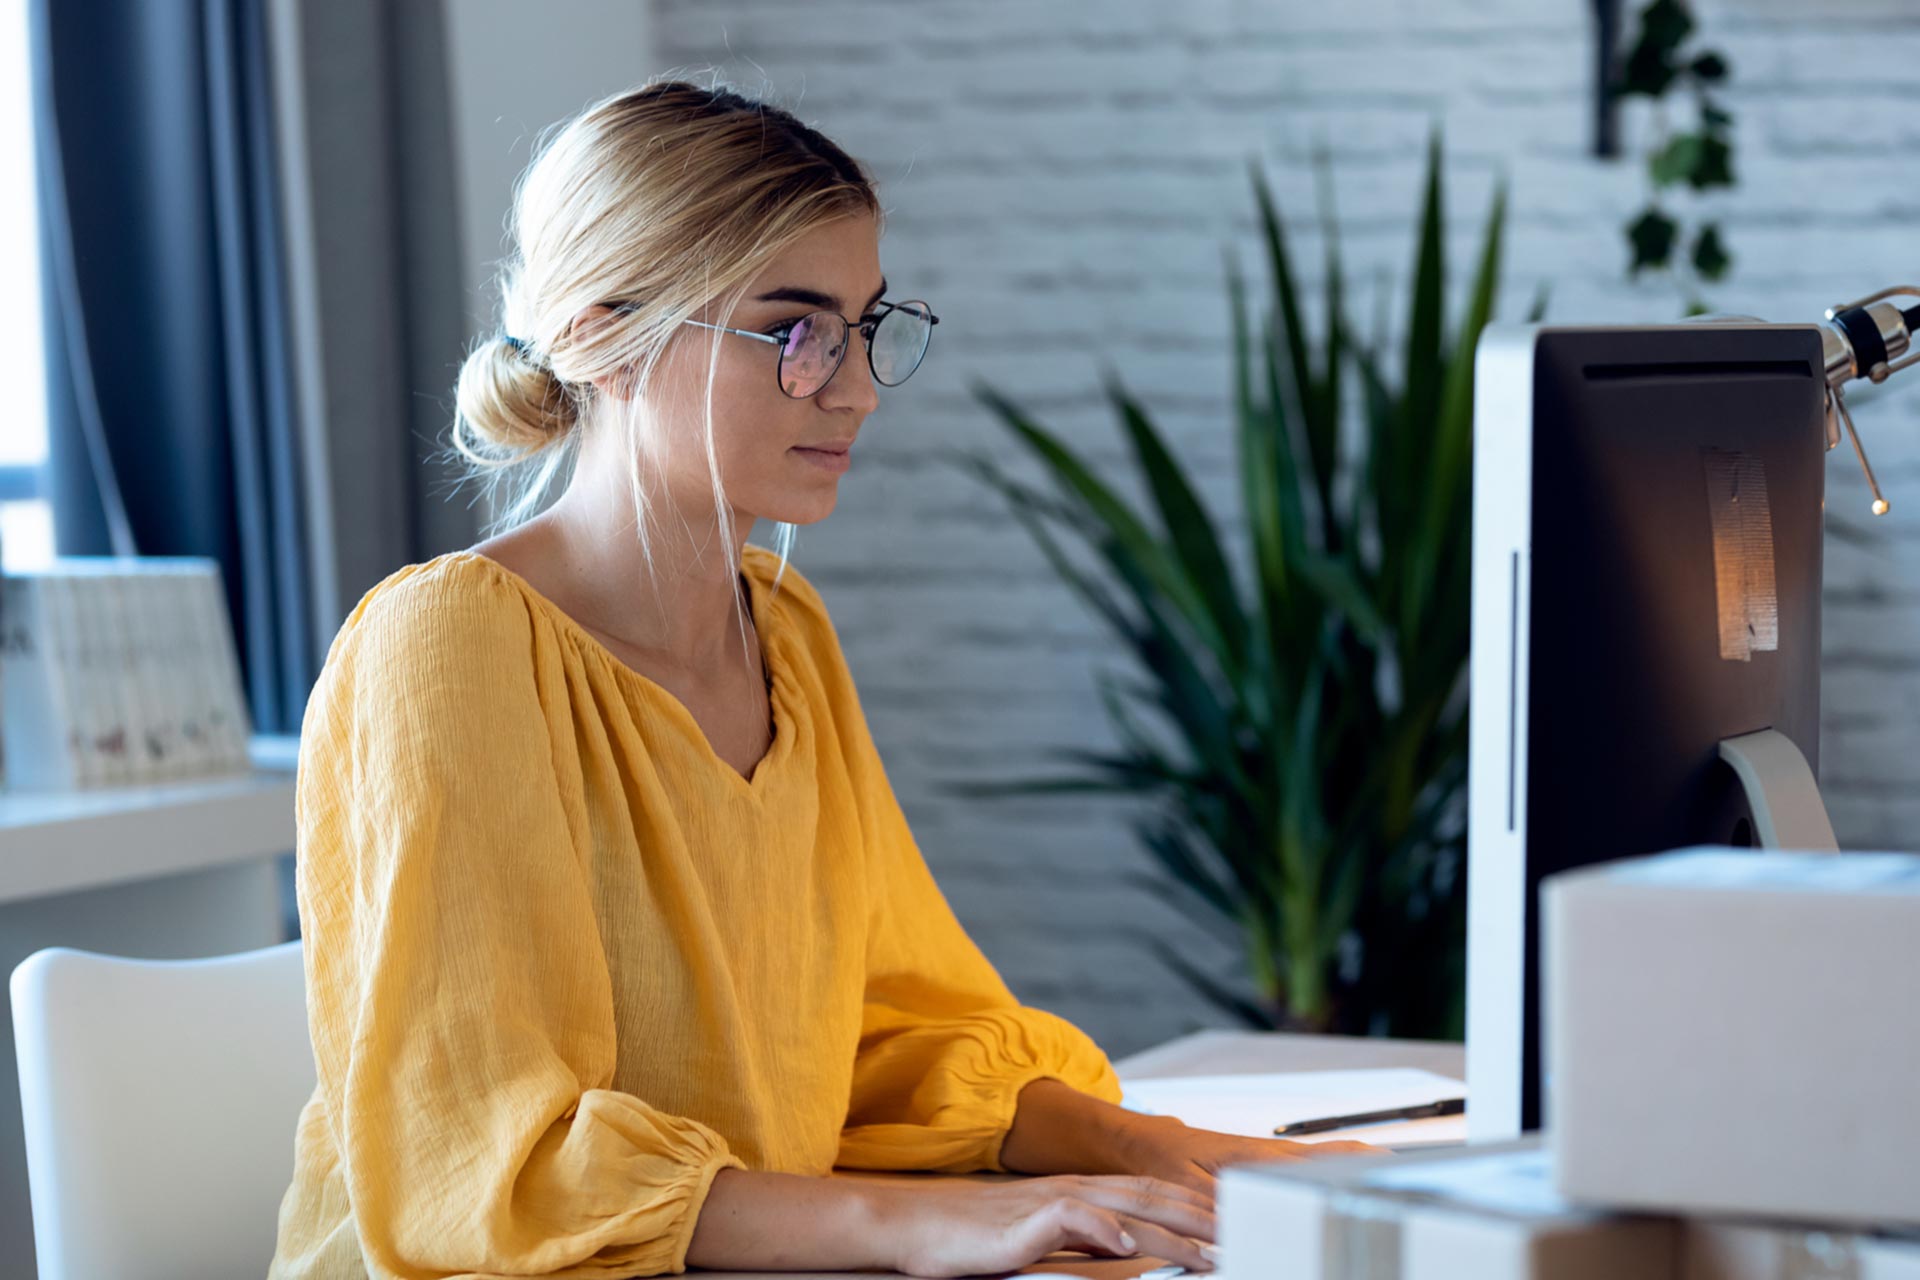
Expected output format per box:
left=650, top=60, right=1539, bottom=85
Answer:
left=1274, top=1096, right=1465, bottom=1136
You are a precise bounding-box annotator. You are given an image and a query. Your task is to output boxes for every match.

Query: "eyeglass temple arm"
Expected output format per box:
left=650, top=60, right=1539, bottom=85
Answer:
left=682, top=318, right=783, bottom=346
left=875, top=301, right=940, bottom=325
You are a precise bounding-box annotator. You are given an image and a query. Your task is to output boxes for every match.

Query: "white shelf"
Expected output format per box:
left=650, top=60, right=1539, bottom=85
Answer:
left=0, top=734, right=298, bottom=905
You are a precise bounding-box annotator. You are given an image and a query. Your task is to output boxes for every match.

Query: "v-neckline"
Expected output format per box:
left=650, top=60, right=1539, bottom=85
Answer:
left=455, top=546, right=794, bottom=798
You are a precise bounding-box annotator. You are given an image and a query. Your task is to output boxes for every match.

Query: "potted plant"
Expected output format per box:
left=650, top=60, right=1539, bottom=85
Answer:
left=945, top=132, right=1540, bottom=1039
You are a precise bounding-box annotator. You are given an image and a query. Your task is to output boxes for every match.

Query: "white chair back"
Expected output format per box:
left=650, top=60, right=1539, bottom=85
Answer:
left=9, top=939, right=312, bottom=1279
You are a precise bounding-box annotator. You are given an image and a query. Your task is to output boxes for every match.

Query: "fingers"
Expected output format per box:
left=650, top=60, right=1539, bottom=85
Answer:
left=1046, top=1196, right=1141, bottom=1260
left=1116, top=1173, right=1215, bottom=1211
left=1123, top=1165, right=1213, bottom=1200
left=1065, top=1175, right=1217, bottom=1244
left=1062, top=1172, right=1214, bottom=1212
left=1264, top=1136, right=1388, bottom=1160
left=1112, top=1213, right=1218, bottom=1274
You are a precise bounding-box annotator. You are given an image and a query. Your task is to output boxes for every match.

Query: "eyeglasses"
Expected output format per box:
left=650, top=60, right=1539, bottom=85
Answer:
left=609, top=297, right=940, bottom=399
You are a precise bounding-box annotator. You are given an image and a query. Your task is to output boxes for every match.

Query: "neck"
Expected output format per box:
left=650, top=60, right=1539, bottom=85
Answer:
left=531, top=435, right=759, bottom=676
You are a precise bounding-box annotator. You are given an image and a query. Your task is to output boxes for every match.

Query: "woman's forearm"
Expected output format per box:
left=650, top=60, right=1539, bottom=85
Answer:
left=684, top=1167, right=891, bottom=1271
left=998, top=1076, right=1182, bottom=1176
left=684, top=1081, right=1174, bottom=1271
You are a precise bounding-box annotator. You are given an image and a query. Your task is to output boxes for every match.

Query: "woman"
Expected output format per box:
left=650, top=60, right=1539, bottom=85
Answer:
left=268, top=79, right=1374, bottom=1280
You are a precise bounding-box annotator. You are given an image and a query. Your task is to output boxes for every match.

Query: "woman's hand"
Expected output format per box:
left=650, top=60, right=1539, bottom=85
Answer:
left=1002, top=1077, right=1390, bottom=1203
left=866, top=1173, right=1219, bottom=1278
left=1112, top=1112, right=1388, bottom=1199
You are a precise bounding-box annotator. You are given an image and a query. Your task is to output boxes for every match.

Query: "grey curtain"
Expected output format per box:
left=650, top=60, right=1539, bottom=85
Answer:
left=31, top=0, right=317, bottom=735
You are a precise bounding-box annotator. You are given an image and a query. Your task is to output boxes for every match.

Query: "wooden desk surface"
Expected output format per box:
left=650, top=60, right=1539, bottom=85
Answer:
left=690, top=1029, right=1465, bottom=1278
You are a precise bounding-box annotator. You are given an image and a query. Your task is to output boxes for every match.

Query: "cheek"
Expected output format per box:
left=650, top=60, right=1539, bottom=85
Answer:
left=653, top=345, right=790, bottom=457
left=705, top=385, right=812, bottom=485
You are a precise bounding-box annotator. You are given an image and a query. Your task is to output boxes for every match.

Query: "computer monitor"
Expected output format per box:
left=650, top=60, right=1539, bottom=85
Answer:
left=1466, top=322, right=1832, bottom=1140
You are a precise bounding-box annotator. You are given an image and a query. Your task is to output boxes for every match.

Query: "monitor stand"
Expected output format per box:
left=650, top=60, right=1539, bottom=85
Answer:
left=1717, top=729, right=1839, bottom=851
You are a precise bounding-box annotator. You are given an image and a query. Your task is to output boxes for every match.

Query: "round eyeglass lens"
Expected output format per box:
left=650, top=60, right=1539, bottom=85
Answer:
left=779, top=312, right=849, bottom=398
left=870, top=301, right=933, bottom=386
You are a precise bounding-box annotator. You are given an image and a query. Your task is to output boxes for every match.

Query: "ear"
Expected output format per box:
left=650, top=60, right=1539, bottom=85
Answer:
left=569, top=303, right=641, bottom=402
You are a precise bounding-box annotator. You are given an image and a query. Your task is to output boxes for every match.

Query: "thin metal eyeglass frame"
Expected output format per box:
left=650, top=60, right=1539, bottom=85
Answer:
left=607, top=298, right=940, bottom=398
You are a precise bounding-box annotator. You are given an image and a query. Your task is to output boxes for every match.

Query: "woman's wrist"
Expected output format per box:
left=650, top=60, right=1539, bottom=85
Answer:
left=685, top=1166, right=898, bottom=1272
left=999, top=1076, right=1186, bottom=1176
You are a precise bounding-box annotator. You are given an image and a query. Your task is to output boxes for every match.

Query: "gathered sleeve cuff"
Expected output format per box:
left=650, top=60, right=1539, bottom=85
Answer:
left=837, top=999, right=1123, bottom=1173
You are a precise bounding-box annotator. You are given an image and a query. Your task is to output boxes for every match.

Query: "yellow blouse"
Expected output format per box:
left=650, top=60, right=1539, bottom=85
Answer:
left=268, top=544, right=1123, bottom=1279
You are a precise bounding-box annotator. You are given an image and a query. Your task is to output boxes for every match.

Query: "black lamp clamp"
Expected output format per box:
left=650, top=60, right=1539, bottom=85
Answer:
left=1820, top=285, right=1920, bottom=516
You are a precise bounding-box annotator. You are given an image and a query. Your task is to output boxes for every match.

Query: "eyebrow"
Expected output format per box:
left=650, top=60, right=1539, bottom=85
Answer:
left=752, top=276, right=888, bottom=313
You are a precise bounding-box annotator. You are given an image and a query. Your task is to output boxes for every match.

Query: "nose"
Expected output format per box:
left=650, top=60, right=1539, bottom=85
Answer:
left=818, top=328, right=880, bottom=414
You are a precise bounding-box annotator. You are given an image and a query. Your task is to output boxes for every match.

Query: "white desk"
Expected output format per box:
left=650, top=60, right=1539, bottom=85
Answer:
left=0, top=735, right=298, bottom=1280
left=696, top=1029, right=1466, bottom=1280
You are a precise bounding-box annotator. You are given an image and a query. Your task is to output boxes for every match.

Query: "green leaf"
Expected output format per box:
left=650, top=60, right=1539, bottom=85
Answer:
left=972, top=381, right=1238, bottom=680
left=1627, top=207, right=1678, bottom=275
left=1227, top=250, right=1286, bottom=725
left=1310, top=143, right=1346, bottom=550
left=1639, top=0, right=1696, bottom=54
left=1297, top=551, right=1388, bottom=647
left=1145, top=937, right=1276, bottom=1028
left=940, top=775, right=1125, bottom=799
left=1136, top=817, right=1241, bottom=921
left=1403, top=127, right=1446, bottom=470
left=1690, top=50, right=1728, bottom=82
left=1123, top=865, right=1236, bottom=937
left=942, top=448, right=1133, bottom=644
left=1687, top=133, right=1734, bottom=190
left=1616, top=0, right=1697, bottom=100
left=1649, top=133, right=1703, bottom=187
left=1104, top=373, right=1248, bottom=678
left=1691, top=222, right=1732, bottom=281
left=1526, top=280, right=1551, bottom=322
left=947, top=449, right=1258, bottom=810
left=1249, top=159, right=1314, bottom=430
left=1411, top=172, right=1506, bottom=633
left=1616, top=38, right=1679, bottom=98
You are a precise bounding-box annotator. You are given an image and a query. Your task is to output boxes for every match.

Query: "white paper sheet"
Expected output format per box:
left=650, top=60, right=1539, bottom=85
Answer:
left=1118, top=1068, right=1469, bottom=1150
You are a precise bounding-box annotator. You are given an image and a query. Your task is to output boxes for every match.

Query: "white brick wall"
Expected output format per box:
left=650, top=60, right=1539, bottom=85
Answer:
left=658, top=0, right=1920, bottom=1056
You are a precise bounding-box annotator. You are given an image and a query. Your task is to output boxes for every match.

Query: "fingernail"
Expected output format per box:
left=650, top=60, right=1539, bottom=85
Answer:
left=1120, top=1231, right=1138, bottom=1253
left=1201, top=1244, right=1222, bottom=1262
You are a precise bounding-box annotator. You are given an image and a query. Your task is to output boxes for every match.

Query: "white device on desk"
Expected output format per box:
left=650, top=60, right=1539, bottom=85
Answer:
left=1546, top=847, right=1920, bottom=1227
left=1465, top=288, right=1920, bottom=1142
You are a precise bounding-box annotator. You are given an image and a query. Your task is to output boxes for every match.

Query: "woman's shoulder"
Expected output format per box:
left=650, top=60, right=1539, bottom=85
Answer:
left=741, top=543, right=883, bottom=739
left=743, top=542, right=831, bottom=630
left=744, top=542, right=854, bottom=668
left=297, top=554, right=568, bottom=820
left=322, top=550, right=544, bottom=686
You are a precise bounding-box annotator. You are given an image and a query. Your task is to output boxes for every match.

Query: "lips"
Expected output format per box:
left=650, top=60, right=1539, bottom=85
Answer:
left=793, top=445, right=852, bottom=474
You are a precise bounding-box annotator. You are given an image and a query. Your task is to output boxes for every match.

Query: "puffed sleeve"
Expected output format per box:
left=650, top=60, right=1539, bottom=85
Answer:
left=775, top=569, right=1123, bottom=1176
left=294, top=569, right=743, bottom=1278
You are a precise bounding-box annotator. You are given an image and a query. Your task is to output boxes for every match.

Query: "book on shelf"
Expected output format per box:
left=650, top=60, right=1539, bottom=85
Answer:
left=0, top=556, right=254, bottom=791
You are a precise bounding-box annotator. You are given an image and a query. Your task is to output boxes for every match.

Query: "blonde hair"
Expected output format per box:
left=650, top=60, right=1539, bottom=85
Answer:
left=448, top=76, right=883, bottom=677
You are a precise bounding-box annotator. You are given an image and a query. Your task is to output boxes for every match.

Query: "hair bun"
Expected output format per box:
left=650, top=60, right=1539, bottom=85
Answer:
left=453, top=334, right=579, bottom=459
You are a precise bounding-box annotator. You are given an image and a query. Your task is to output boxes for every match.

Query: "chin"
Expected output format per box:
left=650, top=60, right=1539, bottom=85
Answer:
left=754, top=493, right=838, bottom=526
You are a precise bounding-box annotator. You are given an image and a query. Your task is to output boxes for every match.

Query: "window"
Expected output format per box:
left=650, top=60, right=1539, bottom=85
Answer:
left=0, top=0, right=52, bottom=572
